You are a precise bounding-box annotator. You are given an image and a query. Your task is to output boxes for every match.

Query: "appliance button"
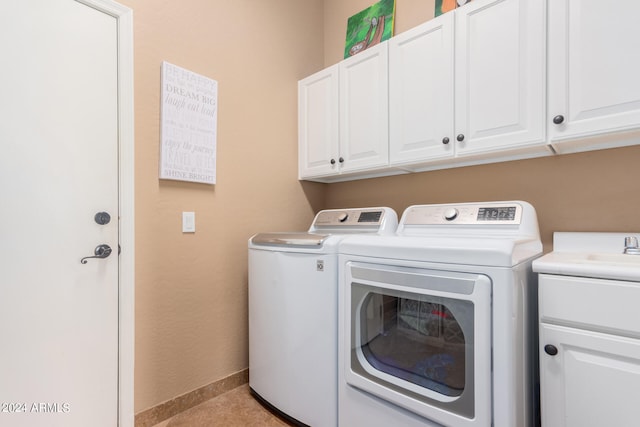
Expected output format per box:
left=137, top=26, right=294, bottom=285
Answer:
left=443, top=208, right=458, bottom=221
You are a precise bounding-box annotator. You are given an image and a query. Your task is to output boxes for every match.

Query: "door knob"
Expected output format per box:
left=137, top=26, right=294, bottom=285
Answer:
left=81, top=244, right=113, bottom=264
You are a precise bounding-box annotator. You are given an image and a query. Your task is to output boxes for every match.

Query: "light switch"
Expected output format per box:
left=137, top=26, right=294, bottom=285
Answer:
left=182, top=212, right=195, bottom=233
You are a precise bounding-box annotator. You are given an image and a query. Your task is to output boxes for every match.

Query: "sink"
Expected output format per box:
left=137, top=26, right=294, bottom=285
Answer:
left=533, top=232, right=640, bottom=282
left=584, top=253, right=640, bottom=266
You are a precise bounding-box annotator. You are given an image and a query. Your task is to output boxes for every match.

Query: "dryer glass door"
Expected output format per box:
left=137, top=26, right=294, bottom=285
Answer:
left=345, top=262, right=492, bottom=426
left=360, top=293, right=469, bottom=397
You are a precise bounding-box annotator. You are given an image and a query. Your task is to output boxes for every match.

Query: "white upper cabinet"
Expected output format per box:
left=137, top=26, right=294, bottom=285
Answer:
left=298, top=0, right=640, bottom=182
left=389, top=13, right=455, bottom=165
left=298, top=65, right=339, bottom=179
left=548, top=0, right=640, bottom=153
left=339, top=42, right=390, bottom=173
left=388, top=0, right=547, bottom=170
left=454, top=0, right=546, bottom=157
left=298, top=44, right=391, bottom=181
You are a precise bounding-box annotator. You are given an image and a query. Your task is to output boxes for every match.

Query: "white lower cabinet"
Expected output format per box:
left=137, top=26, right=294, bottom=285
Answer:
left=539, top=274, right=640, bottom=427
left=540, top=324, right=640, bottom=427
left=548, top=0, right=640, bottom=153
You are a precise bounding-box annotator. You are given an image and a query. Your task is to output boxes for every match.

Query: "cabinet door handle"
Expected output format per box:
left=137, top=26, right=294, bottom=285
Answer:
left=339, top=157, right=344, bottom=163
left=330, top=158, right=336, bottom=165
left=442, top=137, right=450, bottom=145
left=553, top=115, right=565, bottom=125
left=456, top=134, right=465, bottom=142
left=544, top=344, right=558, bottom=356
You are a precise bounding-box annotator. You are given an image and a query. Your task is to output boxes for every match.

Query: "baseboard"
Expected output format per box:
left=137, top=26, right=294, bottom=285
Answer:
left=134, top=368, right=249, bottom=427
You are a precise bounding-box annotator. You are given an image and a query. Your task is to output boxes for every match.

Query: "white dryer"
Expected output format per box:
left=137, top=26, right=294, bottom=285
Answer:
left=248, top=207, right=398, bottom=427
left=338, top=201, right=542, bottom=427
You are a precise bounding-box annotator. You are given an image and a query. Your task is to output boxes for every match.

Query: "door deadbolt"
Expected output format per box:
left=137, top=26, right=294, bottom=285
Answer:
left=94, top=212, right=111, bottom=225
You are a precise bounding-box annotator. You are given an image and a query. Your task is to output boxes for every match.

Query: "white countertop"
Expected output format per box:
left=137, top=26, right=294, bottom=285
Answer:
left=533, top=232, right=640, bottom=282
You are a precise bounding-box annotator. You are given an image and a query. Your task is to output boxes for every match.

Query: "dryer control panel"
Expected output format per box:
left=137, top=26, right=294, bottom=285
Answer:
left=402, top=202, right=524, bottom=226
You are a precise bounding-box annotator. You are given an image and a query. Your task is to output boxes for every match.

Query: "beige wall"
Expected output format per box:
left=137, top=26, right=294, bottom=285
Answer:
left=119, top=0, right=325, bottom=413
left=324, top=0, right=435, bottom=65
left=323, top=146, right=640, bottom=252
left=322, top=0, right=640, bottom=251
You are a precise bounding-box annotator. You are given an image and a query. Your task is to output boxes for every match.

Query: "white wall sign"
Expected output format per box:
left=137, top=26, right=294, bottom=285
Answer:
left=160, top=61, right=218, bottom=184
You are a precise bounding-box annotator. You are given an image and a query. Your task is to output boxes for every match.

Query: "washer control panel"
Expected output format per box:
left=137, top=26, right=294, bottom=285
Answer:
left=403, top=202, right=523, bottom=226
left=313, top=209, right=385, bottom=227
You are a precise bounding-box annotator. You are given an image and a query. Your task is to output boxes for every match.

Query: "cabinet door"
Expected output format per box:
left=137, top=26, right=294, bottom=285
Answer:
left=389, top=13, right=454, bottom=165
left=540, top=324, right=640, bottom=427
left=548, top=0, right=640, bottom=151
left=339, top=42, right=389, bottom=172
left=298, top=65, right=339, bottom=179
left=454, top=0, right=545, bottom=156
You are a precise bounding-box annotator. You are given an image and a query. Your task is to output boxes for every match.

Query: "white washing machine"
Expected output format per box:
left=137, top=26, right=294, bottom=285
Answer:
left=338, top=201, right=542, bottom=427
left=248, top=207, right=398, bottom=427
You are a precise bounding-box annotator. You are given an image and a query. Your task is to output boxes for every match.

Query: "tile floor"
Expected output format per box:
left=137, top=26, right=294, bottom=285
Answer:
left=151, top=384, right=297, bottom=427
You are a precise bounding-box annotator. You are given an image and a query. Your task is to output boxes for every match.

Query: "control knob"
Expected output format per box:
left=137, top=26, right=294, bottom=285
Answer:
left=443, top=208, right=458, bottom=221
left=337, top=212, right=349, bottom=222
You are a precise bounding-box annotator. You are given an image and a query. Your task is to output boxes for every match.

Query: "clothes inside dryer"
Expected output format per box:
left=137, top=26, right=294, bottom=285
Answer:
left=358, top=292, right=470, bottom=397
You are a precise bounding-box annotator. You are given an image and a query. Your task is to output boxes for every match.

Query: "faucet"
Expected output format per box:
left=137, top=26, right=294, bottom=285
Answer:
left=623, top=236, right=640, bottom=255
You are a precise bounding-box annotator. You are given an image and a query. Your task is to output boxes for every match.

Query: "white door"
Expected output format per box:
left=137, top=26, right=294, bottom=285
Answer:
left=0, top=1, right=120, bottom=426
